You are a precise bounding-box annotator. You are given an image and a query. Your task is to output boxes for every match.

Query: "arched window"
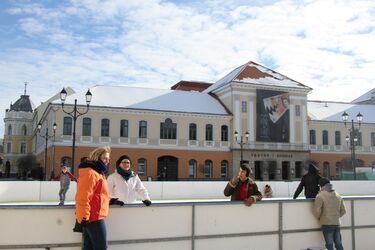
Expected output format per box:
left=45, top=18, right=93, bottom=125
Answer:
left=204, top=160, right=213, bottom=178
left=82, top=117, right=91, bottom=136
left=309, top=130, right=316, bottom=145
left=20, top=142, right=26, bottom=154
left=139, top=120, right=147, bottom=138
left=120, top=120, right=129, bottom=137
left=221, top=125, right=228, bottom=141
left=160, top=118, right=177, bottom=139
left=322, top=130, right=329, bottom=145
left=335, top=162, right=342, bottom=179
left=189, top=123, right=197, bottom=140
left=323, top=161, right=330, bottom=178
left=205, top=124, right=213, bottom=141
left=189, top=159, right=197, bottom=178
left=137, top=158, right=147, bottom=176
left=7, top=125, right=12, bottom=136
left=22, top=124, right=27, bottom=136
left=220, top=160, right=228, bottom=178
left=101, top=119, right=110, bottom=136
left=63, top=117, right=72, bottom=135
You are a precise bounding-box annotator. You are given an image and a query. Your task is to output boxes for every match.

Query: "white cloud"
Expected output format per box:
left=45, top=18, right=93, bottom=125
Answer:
left=1, top=0, right=375, bottom=136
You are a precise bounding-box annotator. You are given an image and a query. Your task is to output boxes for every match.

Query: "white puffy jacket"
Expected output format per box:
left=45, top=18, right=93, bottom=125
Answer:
left=107, top=171, right=150, bottom=203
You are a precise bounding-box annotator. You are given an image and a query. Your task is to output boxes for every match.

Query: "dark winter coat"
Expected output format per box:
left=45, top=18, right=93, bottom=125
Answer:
left=293, top=164, right=322, bottom=199
left=224, top=178, right=262, bottom=202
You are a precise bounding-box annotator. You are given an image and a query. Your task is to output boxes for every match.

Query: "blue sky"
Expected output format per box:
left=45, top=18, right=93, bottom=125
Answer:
left=1, top=0, right=375, bottom=137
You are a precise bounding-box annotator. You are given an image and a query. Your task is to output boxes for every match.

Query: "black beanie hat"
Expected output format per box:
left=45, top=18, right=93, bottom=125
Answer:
left=116, top=155, right=131, bottom=167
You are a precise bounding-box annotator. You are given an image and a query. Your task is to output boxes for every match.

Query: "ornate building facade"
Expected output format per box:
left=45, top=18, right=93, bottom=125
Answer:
left=4, top=61, right=375, bottom=180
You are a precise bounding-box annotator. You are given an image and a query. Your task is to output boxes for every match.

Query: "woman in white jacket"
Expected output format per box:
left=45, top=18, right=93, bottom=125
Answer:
left=107, top=155, right=151, bottom=206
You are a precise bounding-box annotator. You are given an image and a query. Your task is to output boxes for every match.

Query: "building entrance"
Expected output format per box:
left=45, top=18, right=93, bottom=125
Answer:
left=157, top=156, right=178, bottom=181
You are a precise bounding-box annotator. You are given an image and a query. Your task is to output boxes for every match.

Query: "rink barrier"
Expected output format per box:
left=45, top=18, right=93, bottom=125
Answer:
left=0, top=196, right=375, bottom=250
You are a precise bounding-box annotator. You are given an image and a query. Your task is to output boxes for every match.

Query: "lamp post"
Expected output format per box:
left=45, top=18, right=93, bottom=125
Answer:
left=342, top=111, right=363, bottom=180
left=37, top=122, right=57, bottom=180
left=234, top=130, right=249, bottom=164
left=60, top=88, right=92, bottom=173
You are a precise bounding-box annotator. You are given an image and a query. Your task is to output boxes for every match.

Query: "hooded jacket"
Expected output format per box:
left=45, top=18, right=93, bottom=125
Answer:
left=293, top=164, right=322, bottom=199
left=75, top=160, right=110, bottom=223
left=313, top=184, right=346, bottom=225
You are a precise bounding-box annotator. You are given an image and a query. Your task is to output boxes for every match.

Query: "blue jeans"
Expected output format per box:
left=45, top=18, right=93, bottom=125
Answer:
left=82, top=219, right=107, bottom=250
left=322, top=225, right=344, bottom=250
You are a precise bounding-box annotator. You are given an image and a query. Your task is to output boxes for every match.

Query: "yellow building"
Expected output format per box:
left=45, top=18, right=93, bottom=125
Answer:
left=6, top=61, right=375, bottom=181
left=3, top=86, right=34, bottom=176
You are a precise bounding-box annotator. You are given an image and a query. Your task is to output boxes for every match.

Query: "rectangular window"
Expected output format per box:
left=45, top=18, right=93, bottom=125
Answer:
left=309, top=130, right=316, bottom=145
left=295, top=105, right=300, bottom=116
left=205, top=124, right=213, bottom=141
left=101, top=119, right=110, bottom=137
left=63, top=117, right=72, bottom=135
left=139, top=121, right=147, bottom=138
left=356, top=131, right=362, bottom=146
left=221, top=125, right=228, bottom=141
left=189, top=123, right=197, bottom=140
left=241, top=101, right=247, bottom=113
left=335, top=131, right=341, bottom=145
left=371, top=133, right=375, bottom=146
left=82, top=118, right=91, bottom=136
left=322, top=130, right=328, bottom=145
left=120, top=120, right=128, bottom=137
left=7, top=142, right=11, bottom=153
left=20, top=142, right=26, bottom=154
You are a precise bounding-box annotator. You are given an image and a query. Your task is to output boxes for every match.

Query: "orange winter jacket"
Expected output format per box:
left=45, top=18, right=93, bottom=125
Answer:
left=75, top=164, right=110, bottom=223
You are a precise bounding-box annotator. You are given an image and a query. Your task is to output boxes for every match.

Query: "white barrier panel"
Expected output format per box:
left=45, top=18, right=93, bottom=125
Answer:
left=1, top=197, right=375, bottom=250
left=1, top=181, right=375, bottom=202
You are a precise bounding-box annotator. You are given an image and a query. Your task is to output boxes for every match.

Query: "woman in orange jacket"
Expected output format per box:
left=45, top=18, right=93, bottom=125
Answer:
left=75, top=146, right=111, bottom=250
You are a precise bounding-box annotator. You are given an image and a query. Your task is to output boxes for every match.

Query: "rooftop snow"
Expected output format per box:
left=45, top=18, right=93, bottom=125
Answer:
left=308, top=101, right=375, bottom=123
left=205, top=61, right=311, bottom=93
left=52, top=85, right=228, bottom=115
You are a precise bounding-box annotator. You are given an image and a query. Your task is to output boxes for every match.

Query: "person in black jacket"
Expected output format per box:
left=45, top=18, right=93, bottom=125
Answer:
left=293, top=163, right=322, bottom=199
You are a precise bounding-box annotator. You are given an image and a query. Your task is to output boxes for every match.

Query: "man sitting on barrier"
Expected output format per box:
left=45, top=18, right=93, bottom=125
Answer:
left=224, top=162, right=262, bottom=206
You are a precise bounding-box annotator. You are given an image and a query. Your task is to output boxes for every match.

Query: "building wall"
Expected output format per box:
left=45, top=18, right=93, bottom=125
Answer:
left=3, top=110, right=34, bottom=174
left=30, top=85, right=375, bottom=182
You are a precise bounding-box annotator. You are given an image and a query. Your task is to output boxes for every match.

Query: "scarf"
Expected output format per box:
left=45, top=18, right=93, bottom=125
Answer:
left=79, top=159, right=108, bottom=174
left=116, top=165, right=134, bottom=181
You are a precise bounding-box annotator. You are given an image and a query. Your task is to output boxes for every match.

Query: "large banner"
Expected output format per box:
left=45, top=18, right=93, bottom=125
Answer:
left=256, top=89, right=290, bottom=142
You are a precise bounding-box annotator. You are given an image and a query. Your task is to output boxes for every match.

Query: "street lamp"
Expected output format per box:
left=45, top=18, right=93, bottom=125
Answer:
left=342, top=111, right=363, bottom=180
left=37, top=122, right=57, bottom=180
left=60, top=88, right=92, bottom=173
left=234, top=130, right=249, bottom=163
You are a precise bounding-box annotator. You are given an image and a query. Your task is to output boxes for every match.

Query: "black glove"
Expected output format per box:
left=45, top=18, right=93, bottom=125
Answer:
left=72, top=219, right=88, bottom=233
left=109, top=198, right=125, bottom=206
left=142, top=200, right=152, bottom=206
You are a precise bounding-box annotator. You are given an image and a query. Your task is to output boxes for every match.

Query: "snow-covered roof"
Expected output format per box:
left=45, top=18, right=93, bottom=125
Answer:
left=53, top=85, right=229, bottom=115
left=205, top=61, right=312, bottom=93
left=351, top=88, right=375, bottom=103
left=307, top=101, right=375, bottom=123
